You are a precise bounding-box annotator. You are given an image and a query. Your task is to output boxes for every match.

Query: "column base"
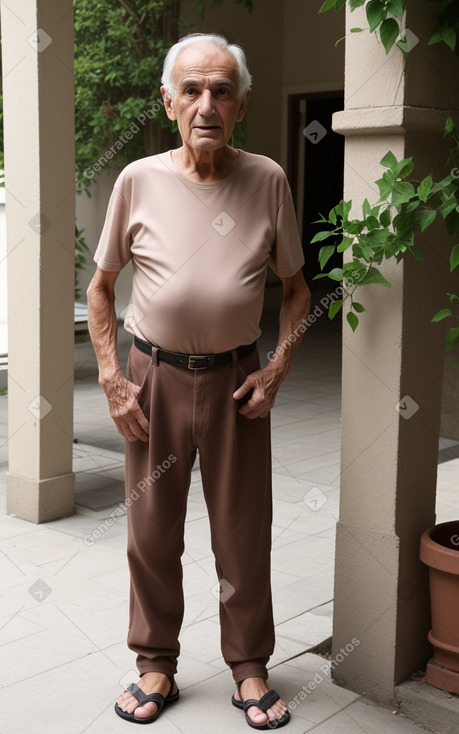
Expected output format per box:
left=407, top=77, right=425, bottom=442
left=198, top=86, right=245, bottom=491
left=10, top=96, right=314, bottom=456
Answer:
left=7, top=471, right=75, bottom=523
left=426, top=659, right=459, bottom=696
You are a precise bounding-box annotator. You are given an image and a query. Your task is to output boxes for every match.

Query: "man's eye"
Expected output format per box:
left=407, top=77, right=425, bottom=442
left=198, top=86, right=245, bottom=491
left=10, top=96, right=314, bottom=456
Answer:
left=216, top=88, right=229, bottom=96
left=185, top=89, right=197, bottom=96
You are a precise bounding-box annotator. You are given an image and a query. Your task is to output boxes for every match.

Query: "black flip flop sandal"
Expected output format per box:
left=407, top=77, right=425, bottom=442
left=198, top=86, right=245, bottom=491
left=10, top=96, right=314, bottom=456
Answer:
left=115, top=675, right=180, bottom=724
left=232, top=684, right=290, bottom=730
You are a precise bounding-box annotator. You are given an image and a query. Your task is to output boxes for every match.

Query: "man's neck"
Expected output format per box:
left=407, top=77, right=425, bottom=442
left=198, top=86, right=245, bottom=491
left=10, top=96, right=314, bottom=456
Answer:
left=171, top=145, right=239, bottom=183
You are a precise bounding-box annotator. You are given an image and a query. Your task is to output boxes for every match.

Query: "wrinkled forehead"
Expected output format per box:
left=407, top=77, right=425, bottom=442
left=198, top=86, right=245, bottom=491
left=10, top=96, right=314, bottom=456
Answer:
left=173, top=43, right=240, bottom=87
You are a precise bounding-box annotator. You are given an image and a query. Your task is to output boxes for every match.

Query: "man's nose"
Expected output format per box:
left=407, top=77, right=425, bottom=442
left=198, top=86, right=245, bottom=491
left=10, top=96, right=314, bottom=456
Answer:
left=198, top=89, right=215, bottom=118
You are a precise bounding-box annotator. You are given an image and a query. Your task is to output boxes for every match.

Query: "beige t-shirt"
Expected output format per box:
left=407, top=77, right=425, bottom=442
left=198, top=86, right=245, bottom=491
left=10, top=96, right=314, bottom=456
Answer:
left=94, top=149, right=305, bottom=353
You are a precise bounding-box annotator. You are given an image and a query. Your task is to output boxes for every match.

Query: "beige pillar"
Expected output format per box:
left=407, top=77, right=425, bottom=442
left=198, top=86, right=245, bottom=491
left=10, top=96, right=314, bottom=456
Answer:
left=331, top=2, right=459, bottom=704
left=2, top=0, right=75, bottom=522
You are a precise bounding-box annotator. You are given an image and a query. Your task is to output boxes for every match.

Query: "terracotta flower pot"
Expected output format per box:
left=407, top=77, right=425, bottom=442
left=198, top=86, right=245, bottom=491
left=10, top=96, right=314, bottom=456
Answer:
left=420, top=520, right=459, bottom=694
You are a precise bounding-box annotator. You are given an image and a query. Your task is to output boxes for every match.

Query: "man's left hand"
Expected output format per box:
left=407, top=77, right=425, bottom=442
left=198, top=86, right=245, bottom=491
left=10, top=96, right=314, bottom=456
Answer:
left=233, top=366, right=284, bottom=419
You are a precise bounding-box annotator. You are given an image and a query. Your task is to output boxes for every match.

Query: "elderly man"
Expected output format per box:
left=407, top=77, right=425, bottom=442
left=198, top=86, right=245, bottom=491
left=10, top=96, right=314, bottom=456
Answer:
left=87, top=32, right=310, bottom=730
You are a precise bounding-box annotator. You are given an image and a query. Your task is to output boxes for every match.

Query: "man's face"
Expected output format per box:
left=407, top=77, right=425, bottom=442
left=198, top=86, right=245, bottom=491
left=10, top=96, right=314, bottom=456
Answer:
left=162, top=43, right=251, bottom=153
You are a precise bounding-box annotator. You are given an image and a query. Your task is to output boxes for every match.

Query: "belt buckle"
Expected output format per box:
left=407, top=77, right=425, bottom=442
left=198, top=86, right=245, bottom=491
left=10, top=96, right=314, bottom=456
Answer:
left=187, top=355, right=208, bottom=370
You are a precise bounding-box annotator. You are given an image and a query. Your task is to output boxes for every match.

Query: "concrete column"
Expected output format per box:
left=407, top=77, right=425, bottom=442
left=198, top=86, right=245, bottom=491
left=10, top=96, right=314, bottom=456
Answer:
left=331, top=2, right=459, bottom=705
left=2, top=0, right=75, bottom=522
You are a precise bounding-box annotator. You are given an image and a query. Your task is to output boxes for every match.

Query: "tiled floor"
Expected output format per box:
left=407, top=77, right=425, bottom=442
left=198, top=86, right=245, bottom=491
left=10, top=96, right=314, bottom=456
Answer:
left=0, top=308, right=458, bottom=733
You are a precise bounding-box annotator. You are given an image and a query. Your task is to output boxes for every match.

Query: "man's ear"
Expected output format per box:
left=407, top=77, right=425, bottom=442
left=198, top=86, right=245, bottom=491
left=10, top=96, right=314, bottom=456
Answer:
left=236, top=89, right=251, bottom=123
left=161, top=86, right=176, bottom=121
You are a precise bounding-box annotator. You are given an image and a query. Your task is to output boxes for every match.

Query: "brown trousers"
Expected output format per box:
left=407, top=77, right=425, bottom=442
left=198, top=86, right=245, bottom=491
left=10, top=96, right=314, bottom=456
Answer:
left=124, top=342, right=275, bottom=684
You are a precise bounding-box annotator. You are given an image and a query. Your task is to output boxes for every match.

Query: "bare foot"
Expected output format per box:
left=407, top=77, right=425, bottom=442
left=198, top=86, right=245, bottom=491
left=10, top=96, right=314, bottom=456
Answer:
left=234, top=676, right=288, bottom=726
left=116, top=672, right=177, bottom=721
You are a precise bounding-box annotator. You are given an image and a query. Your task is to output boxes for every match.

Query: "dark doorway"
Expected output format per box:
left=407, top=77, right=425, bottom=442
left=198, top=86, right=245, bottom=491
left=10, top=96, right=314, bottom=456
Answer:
left=287, top=92, right=345, bottom=286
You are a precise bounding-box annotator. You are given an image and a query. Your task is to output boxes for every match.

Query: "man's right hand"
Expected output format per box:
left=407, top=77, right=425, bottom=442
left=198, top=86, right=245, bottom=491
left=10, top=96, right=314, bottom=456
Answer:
left=102, top=372, right=150, bottom=443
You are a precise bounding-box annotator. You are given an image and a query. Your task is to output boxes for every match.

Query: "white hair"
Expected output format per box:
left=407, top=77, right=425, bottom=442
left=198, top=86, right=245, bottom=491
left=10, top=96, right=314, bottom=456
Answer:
left=161, top=33, right=252, bottom=99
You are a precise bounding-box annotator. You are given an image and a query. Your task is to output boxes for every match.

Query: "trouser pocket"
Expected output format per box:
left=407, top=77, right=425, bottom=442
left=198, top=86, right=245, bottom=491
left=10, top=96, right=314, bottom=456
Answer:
left=127, top=345, right=155, bottom=420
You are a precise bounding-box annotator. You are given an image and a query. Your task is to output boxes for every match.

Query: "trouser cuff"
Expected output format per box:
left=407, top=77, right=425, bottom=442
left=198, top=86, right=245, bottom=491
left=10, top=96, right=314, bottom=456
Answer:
left=136, top=656, right=177, bottom=678
left=231, top=663, right=269, bottom=683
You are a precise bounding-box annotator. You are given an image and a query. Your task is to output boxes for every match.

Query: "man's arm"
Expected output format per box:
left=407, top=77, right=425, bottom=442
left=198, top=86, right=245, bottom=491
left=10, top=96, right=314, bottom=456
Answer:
left=233, top=268, right=311, bottom=419
left=87, top=266, right=150, bottom=442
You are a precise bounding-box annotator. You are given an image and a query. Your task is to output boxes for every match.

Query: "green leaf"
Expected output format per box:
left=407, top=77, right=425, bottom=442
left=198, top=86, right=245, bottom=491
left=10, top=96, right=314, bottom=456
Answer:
left=340, top=200, right=353, bottom=222
left=428, top=25, right=457, bottom=52
left=349, top=0, right=365, bottom=9
left=380, top=18, right=400, bottom=53
left=393, top=157, right=414, bottom=179
left=450, top=243, right=459, bottom=271
left=313, top=272, right=333, bottom=281
left=379, top=207, right=391, bottom=227
left=447, top=292, right=459, bottom=304
left=319, top=0, right=339, bottom=12
left=440, top=196, right=458, bottom=220
left=329, top=300, right=343, bottom=319
left=328, top=209, right=337, bottom=225
left=337, top=235, right=354, bottom=252
left=376, top=177, right=392, bottom=199
left=366, top=215, right=381, bottom=230
left=366, top=0, right=387, bottom=32
left=319, top=245, right=336, bottom=270
left=409, top=246, right=423, bottom=262
left=384, top=237, right=399, bottom=258
left=350, top=27, right=364, bottom=33
left=391, top=181, right=415, bottom=205
left=360, top=266, right=391, bottom=286
left=328, top=267, right=344, bottom=281
left=406, top=200, right=421, bottom=213
left=417, top=175, right=434, bottom=202
left=347, top=311, right=359, bottom=331
left=311, top=214, right=329, bottom=224
left=380, top=151, right=398, bottom=170
left=346, top=220, right=366, bottom=235
left=361, top=228, right=391, bottom=246
left=352, top=301, right=366, bottom=313
left=444, top=116, right=456, bottom=137
left=362, top=198, right=372, bottom=218
left=446, top=327, right=459, bottom=351
left=311, top=229, right=336, bottom=243
left=430, top=177, right=454, bottom=195
left=386, top=0, right=404, bottom=19
left=419, top=209, right=437, bottom=232
left=431, top=308, right=452, bottom=322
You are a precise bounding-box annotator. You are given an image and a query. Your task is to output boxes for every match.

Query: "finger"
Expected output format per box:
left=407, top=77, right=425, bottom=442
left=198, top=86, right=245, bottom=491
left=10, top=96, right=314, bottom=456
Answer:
left=134, top=408, right=150, bottom=436
left=127, top=413, right=150, bottom=441
left=115, top=413, right=149, bottom=442
left=232, top=378, right=254, bottom=400
left=239, top=399, right=271, bottom=419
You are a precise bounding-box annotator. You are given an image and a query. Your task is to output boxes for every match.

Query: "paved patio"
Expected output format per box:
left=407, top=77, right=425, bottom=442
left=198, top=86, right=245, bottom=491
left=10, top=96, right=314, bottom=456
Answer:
left=0, top=309, right=458, bottom=733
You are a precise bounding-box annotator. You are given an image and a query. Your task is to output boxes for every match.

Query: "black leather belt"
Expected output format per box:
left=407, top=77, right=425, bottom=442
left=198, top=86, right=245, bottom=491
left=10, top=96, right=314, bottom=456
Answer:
left=134, top=336, right=256, bottom=370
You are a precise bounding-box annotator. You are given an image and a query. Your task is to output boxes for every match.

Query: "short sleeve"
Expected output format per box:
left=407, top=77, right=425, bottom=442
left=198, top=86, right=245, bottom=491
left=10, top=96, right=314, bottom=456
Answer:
left=269, top=189, right=305, bottom=278
left=93, top=183, right=132, bottom=272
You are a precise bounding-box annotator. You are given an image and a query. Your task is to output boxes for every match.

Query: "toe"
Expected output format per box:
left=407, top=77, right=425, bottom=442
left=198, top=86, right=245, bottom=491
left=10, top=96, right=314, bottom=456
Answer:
left=133, top=702, right=158, bottom=720
left=116, top=691, right=134, bottom=711
left=267, top=701, right=288, bottom=721
left=247, top=706, right=269, bottom=726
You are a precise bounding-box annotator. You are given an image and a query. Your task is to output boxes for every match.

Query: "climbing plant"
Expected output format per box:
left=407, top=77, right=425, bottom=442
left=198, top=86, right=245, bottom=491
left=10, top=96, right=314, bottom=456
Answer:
left=315, top=0, right=459, bottom=358
left=320, top=0, right=458, bottom=53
